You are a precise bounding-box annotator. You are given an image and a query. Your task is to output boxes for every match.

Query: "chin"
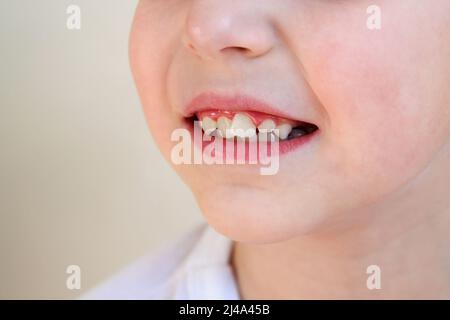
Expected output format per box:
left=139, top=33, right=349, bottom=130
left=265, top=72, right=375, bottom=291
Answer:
left=194, top=184, right=330, bottom=244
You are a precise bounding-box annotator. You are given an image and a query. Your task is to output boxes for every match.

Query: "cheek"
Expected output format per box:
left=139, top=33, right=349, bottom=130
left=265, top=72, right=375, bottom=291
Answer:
left=305, top=32, right=446, bottom=197
left=130, top=16, right=180, bottom=158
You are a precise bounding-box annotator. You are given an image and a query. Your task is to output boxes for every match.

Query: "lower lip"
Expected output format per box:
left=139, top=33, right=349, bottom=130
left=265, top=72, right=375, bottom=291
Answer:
left=185, top=120, right=318, bottom=162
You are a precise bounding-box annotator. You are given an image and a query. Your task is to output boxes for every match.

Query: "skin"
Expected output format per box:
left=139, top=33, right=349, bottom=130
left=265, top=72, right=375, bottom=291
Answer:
left=129, top=0, right=450, bottom=298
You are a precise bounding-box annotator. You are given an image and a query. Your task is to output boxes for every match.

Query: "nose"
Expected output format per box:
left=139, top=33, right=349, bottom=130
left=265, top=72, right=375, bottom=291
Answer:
left=183, top=1, right=276, bottom=60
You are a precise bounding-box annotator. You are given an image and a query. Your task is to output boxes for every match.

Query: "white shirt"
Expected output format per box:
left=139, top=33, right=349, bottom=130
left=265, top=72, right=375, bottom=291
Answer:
left=81, top=224, right=240, bottom=300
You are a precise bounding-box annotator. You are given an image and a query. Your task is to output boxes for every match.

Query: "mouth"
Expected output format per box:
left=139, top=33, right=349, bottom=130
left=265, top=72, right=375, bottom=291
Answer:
left=192, top=110, right=318, bottom=141
left=182, top=93, right=319, bottom=157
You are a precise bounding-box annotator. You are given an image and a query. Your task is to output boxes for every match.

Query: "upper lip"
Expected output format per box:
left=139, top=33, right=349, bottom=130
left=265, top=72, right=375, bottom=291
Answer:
left=182, top=92, right=314, bottom=124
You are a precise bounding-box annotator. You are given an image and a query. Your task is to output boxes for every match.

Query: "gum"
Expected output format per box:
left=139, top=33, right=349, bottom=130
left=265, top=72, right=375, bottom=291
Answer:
left=196, top=110, right=300, bottom=127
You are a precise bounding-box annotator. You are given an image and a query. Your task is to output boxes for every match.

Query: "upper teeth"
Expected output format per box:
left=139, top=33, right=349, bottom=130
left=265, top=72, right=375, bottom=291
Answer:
left=217, top=116, right=232, bottom=138
left=257, top=119, right=276, bottom=141
left=275, top=123, right=293, bottom=140
left=201, top=117, right=217, bottom=135
left=258, top=119, right=276, bottom=132
left=200, top=112, right=296, bottom=140
left=230, top=113, right=256, bottom=139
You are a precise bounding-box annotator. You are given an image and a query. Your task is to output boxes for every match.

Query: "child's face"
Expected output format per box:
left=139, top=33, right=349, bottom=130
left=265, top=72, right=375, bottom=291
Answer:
left=130, top=0, right=450, bottom=242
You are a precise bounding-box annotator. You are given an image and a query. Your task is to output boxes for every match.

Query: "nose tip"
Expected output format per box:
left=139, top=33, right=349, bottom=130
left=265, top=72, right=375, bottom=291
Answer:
left=183, top=4, right=276, bottom=60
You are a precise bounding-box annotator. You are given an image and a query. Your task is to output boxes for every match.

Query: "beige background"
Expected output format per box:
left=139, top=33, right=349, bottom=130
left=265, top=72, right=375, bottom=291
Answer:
left=0, top=0, right=202, bottom=299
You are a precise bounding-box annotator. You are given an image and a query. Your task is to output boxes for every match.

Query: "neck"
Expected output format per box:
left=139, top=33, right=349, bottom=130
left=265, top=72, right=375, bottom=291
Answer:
left=232, top=145, right=450, bottom=299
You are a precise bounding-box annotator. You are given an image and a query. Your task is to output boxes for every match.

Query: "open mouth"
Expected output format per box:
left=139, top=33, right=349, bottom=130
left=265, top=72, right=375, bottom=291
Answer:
left=181, top=93, right=320, bottom=158
left=191, top=110, right=318, bottom=142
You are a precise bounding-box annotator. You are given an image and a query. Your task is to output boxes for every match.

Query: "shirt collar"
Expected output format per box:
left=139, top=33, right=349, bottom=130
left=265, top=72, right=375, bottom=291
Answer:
left=173, top=225, right=240, bottom=300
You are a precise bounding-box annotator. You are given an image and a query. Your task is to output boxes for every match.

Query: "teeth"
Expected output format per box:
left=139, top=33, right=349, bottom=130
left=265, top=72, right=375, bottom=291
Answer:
left=199, top=114, right=301, bottom=141
left=217, top=116, right=232, bottom=138
left=274, top=123, right=293, bottom=140
left=230, top=113, right=256, bottom=139
left=201, top=117, right=217, bottom=136
left=258, top=119, right=276, bottom=131
left=257, top=119, right=276, bottom=141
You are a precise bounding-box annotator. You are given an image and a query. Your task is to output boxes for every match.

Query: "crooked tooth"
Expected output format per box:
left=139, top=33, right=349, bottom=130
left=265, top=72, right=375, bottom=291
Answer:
left=257, top=119, right=276, bottom=142
left=258, top=119, right=276, bottom=131
left=217, top=116, right=232, bottom=138
left=230, top=113, right=256, bottom=139
left=201, top=117, right=217, bottom=135
left=275, top=123, right=293, bottom=140
left=202, top=114, right=296, bottom=141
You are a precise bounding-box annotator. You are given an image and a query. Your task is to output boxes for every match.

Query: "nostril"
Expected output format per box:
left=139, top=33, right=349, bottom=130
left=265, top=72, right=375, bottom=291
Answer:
left=220, top=46, right=253, bottom=57
left=233, top=47, right=250, bottom=53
